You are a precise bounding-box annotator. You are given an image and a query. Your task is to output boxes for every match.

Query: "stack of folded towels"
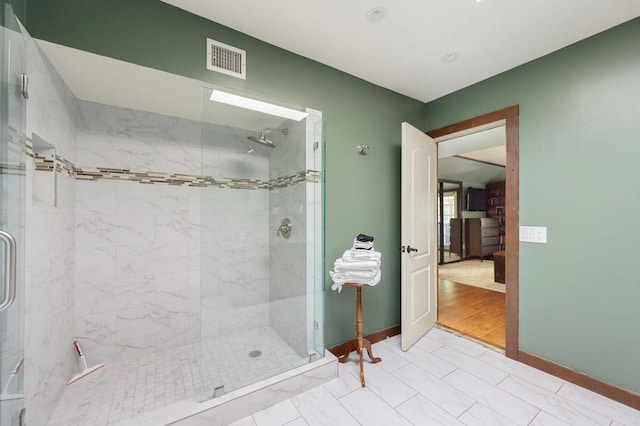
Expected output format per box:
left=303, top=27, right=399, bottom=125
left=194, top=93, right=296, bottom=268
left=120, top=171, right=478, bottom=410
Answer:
left=330, top=234, right=382, bottom=293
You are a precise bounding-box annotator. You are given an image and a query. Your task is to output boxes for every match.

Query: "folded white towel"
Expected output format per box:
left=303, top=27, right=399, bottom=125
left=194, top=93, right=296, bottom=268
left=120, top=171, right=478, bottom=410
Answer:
left=334, top=258, right=380, bottom=272
left=330, top=269, right=382, bottom=293
left=345, top=249, right=382, bottom=261
left=331, top=268, right=378, bottom=279
left=353, top=239, right=374, bottom=250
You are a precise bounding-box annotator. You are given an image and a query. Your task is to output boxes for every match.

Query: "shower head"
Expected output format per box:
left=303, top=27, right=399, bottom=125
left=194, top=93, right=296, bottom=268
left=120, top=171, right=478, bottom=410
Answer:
left=247, top=128, right=288, bottom=148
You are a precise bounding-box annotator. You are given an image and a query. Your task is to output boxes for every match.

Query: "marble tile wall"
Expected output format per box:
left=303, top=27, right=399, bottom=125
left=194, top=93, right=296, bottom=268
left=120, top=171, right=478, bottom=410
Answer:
left=269, top=183, right=308, bottom=357
left=200, top=143, right=270, bottom=344
left=74, top=180, right=202, bottom=362
left=269, top=119, right=309, bottom=357
left=75, top=103, right=202, bottom=364
left=23, top=32, right=79, bottom=426
left=74, top=102, right=273, bottom=366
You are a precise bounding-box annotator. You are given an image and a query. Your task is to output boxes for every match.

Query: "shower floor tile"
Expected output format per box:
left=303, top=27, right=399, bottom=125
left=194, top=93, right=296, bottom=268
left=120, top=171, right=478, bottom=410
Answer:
left=48, top=327, right=306, bottom=426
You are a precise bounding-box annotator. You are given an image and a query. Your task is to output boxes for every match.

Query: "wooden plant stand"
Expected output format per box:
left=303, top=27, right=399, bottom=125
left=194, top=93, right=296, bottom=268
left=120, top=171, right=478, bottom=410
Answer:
left=337, top=282, right=381, bottom=387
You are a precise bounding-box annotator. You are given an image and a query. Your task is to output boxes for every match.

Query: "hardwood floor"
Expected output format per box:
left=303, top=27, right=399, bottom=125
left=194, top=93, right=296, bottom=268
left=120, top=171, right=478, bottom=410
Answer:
left=437, top=279, right=505, bottom=349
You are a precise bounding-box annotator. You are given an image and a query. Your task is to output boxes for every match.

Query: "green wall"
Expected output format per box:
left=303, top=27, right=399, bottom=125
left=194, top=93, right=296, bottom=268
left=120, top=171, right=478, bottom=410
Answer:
left=425, top=18, right=640, bottom=393
left=25, top=0, right=424, bottom=347
left=1, top=0, right=26, bottom=27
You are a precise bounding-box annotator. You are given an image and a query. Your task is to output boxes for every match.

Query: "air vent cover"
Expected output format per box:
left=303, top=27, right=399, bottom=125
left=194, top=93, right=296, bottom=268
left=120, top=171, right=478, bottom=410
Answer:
left=206, top=38, right=246, bottom=79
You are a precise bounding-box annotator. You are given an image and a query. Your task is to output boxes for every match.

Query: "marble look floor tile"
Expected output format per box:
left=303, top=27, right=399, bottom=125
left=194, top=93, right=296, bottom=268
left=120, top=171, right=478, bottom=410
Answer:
left=396, top=394, right=464, bottom=425
left=426, top=328, right=488, bottom=357
left=341, top=359, right=417, bottom=408
left=252, top=399, right=301, bottom=426
left=339, top=388, right=413, bottom=426
left=368, top=343, right=410, bottom=373
left=406, top=346, right=456, bottom=379
left=228, top=417, right=257, bottom=426
left=433, top=346, right=508, bottom=385
left=284, top=418, right=308, bottom=426
left=291, top=385, right=358, bottom=426
left=556, top=382, right=640, bottom=425
left=387, top=342, right=457, bottom=379
left=378, top=334, right=401, bottom=348
left=478, top=350, right=565, bottom=393
left=413, top=335, right=446, bottom=353
left=529, top=411, right=571, bottom=426
left=395, top=363, right=475, bottom=417
left=322, top=370, right=361, bottom=399
left=444, top=369, right=539, bottom=425
left=458, top=403, right=517, bottom=426
left=497, top=376, right=610, bottom=426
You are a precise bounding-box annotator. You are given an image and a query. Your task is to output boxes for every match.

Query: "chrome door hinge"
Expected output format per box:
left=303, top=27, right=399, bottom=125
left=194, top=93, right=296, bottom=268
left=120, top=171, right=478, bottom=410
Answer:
left=20, top=73, right=29, bottom=99
left=313, top=141, right=319, bottom=150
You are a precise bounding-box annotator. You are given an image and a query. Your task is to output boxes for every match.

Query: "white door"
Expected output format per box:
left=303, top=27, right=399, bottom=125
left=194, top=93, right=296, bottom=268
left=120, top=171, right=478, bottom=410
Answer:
left=401, top=122, right=437, bottom=351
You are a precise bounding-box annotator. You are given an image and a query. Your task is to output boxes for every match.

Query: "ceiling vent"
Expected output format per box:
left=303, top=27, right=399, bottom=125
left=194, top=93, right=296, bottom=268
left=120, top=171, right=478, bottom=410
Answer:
left=206, top=38, right=246, bottom=80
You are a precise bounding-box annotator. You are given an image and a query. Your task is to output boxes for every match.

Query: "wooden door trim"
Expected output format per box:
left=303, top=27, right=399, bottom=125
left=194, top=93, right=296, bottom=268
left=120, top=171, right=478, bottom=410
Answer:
left=428, top=105, right=520, bottom=359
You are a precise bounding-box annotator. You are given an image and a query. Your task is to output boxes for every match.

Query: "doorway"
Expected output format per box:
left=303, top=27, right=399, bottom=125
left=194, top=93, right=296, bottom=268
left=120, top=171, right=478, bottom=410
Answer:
left=428, top=106, right=520, bottom=358
left=436, top=126, right=506, bottom=348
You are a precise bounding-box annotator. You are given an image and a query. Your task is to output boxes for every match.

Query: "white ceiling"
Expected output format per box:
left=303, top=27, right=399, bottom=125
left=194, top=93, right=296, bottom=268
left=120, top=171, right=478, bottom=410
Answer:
left=438, top=126, right=504, bottom=159
left=438, top=125, right=506, bottom=184
left=161, top=0, right=640, bottom=102
left=439, top=155, right=505, bottom=184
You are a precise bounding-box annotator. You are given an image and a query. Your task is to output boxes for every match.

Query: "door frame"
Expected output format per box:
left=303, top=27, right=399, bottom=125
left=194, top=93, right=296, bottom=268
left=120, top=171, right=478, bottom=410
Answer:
left=427, top=105, right=520, bottom=359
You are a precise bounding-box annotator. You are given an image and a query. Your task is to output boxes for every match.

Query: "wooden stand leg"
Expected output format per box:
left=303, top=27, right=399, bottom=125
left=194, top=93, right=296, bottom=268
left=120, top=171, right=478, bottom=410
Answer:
left=337, top=284, right=381, bottom=388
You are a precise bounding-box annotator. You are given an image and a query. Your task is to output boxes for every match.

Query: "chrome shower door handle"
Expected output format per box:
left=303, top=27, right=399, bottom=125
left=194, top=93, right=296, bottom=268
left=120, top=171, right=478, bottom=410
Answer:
left=0, top=229, right=17, bottom=312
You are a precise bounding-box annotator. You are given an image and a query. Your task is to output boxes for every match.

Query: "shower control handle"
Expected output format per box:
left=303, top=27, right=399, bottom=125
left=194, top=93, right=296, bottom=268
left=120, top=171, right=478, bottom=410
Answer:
left=276, top=224, right=291, bottom=234
left=276, top=218, right=292, bottom=239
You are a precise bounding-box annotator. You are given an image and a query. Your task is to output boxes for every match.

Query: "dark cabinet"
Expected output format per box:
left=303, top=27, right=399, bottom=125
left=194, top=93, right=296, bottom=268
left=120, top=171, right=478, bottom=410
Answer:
left=465, top=218, right=500, bottom=260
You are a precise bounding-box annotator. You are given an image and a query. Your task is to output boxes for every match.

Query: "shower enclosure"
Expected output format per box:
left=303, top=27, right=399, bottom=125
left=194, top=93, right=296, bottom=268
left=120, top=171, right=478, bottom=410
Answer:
left=0, top=5, right=26, bottom=425
left=1, top=13, right=326, bottom=423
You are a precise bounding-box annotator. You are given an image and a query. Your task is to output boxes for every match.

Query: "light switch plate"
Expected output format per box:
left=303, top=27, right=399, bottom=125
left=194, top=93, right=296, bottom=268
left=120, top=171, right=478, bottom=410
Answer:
left=520, top=226, right=547, bottom=243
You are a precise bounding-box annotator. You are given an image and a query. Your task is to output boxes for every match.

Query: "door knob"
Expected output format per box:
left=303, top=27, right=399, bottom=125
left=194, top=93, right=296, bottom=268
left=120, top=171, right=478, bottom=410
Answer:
left=407, top=245, right=418, bottom=253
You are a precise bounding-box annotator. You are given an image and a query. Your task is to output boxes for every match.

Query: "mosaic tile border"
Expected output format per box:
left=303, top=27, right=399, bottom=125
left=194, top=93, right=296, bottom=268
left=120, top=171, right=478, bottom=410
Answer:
left=34, top=154, right=76, bottom=176
left=25, top=146, right=319, bottom=190
left=270, top=170, right=320, bottom=189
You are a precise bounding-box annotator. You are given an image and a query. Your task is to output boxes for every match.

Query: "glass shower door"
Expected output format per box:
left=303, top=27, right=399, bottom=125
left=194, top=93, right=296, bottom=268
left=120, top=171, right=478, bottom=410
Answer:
left=0, top=4, right=26, bottom=425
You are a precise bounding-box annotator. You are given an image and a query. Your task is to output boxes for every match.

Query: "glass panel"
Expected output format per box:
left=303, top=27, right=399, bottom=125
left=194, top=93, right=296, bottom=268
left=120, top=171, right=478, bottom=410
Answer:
left=199, top=87, right=323, bottom=401
left=312, top=116, right=325, bottom=357
left=0, top=4, right=26, bottom=424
